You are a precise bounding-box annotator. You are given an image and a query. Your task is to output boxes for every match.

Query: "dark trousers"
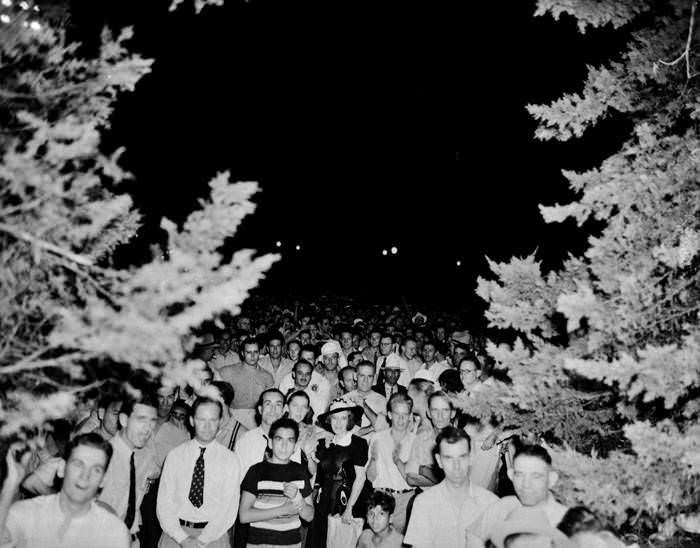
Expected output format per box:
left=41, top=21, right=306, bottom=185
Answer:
left=138, top=478, right=162, bottom=548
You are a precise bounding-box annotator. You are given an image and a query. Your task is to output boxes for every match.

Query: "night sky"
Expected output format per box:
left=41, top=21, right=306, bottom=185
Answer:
left=74, top=0, right=626, bottom=310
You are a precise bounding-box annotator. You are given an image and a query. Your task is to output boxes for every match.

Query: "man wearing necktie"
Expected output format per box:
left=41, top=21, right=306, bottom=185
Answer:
left=157, top=397, right=241, bottom=548
left=99, top=392, right=159, bottom=547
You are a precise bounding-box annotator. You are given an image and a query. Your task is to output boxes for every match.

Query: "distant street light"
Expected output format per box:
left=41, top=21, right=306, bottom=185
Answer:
left=390, top=246, right=398, bottom=255
left=382, top=249, right=388, bottom=256
left=456, top=260, right=462, bottom=266
left=295, top=244, right=301, bottom=251
left=275, top=241, right=282, bottom=248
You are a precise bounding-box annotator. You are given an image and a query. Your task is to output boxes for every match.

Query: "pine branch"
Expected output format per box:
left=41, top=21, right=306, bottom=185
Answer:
left=0, top=222, right=94, bottom=267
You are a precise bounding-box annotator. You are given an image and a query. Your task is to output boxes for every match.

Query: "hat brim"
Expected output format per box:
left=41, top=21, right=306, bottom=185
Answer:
left=491, top=520, right=574, bottom=548
left=317, top=405, right=364, bottom=428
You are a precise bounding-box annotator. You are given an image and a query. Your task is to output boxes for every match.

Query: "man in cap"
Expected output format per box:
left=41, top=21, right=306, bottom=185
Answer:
left=315, top=340, right=346, bottom=401
left=491, top=506, right=574, bottom=548
left=373, top=354, right=408, bottom=401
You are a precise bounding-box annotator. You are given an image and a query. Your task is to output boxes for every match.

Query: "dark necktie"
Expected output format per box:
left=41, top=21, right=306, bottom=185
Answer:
left=377, top=357, right=387, bottom=384
left=188, top=447, right=206, bottom=508
left=124, top=452, right=136, bottom=530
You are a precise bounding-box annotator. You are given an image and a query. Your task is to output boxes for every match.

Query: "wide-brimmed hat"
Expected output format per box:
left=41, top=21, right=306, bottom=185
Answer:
left=321, top=340, right=342, bottom=356
left=411, top=313, right=427, bottom=325
left=451, top=330, right=471, bottom=346
left=383, top=353, right=403, bottom=370
left=491, top=507, right=575, bottom=548
left=196, top=333, right=219, bottom=348
left=317, top=396, right=364, bottom=426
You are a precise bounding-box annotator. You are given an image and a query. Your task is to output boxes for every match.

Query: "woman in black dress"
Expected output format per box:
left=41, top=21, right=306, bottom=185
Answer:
left=311, top=397, right=369, bottom=548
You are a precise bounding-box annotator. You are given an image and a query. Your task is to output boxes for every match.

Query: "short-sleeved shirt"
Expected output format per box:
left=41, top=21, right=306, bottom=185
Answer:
left=1, top=493, right=129, bottom=548
left=219, top=364, right=274, bottom=409
left=403, top=480, right=499, bottom=548
left=241, top=460, right=312, bottom=546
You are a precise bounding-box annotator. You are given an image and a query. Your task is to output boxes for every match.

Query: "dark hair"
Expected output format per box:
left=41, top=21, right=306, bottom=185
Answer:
left=298, top=329, right=311, bottom=339
left=408, top=378, right=435, bottom=396
left=269, top=418, right=299, bottom=442
left=347, top=350, right=362, bottom=363
left=266, top=330, right=284, bottom=345
left=191, top=397, right=223, bottom=418
left=323, top=408, right=357, bottom=431
left=287, top=339, right=302, bottom=350
left=356, top=360, right=376, bottom=372
left=514, top=444, right=552, bottom=466
left=293, top=359, right=313, bottom=373
left=369, top=327, right=382, bottom=337
left=337, top=325, right=353, bottom=338
left=97, top=390, right=124, bottom=411
left=300, top=344, right=317, bottom=359
left=242, top=337, right=259, bottom=350
left=120, top=391, right=158, bottom=418
left=211, top=381, right=235, bottom=408
left=428, top=390, right=454, bottom=410
left=504, top=533, right=541, bottom=548
left=380, top=333, right=394, bottom=343
left=401, top=336, right=416, bottom=345
left=64, top=432, right=114, bottom=470
left=558, top=506, right=609, bottom=536
left=367, top=490, right=396, bottom=515
left=435, top=426, right=471, bottom=453
left=387, top=392, right=413, bottom=414
left=422, top=339, right=436, bottom=350
left=171, top=399, right=189, bottom=415
left=438, top=369, right=464, bottom=394
left=458, top=355, right=482, bottom=371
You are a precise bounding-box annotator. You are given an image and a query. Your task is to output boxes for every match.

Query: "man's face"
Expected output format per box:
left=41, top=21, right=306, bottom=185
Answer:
left=340, top=332, right=353, bottom=351
left=379, top=337, right=393, bottom=357
left=388, top=401, right=411, bottom=432
left=415, top=331, right=425, bottom=346
left=349, top=353, right=362, bottom=367
left=269, top=427, right=297, bottom=462
left=300, top=350, right=315, bottom=366
left=60, top=444, right=108, bottom=506
left=321, top=318, right=331, bottom=332
left=157, top=388, right=176, bottom=419
left=370, top=332, right=381, bottom=348
left=436, top=327, right=446, bottom=340
left=237, top=317, right=251, bottom=331
left=459, top=360, right=479, bottom=387
left=384, top=368, right=400, bottom=386
left=402, top=340, right=417, bottom=360
left=170, top=405, right=188, bottom=428
left=452, top=346, right=468, bottom=368
left=120, top=403, right=158, bottom=449
left=292, top=363, right=313, bottom=388
left=287, top=395, right=310, bottom=423
left=100, top=401, right=122, bottom=437
left=259, top=392, right=284, bottom=427
left=436, top=439, right=470, bottom=485
left=357, top=365, right=375, bottom=393
left=511, top=456, right=554, bottom=506
left=422, top=343, right=436, bottom=363
left=352, top=334, right=360, bottom=349
left=322, top=353, right=339, bottom=372
left=300, top=332, right=311, bottom=345
left=367, top=505, right=390, bottom=535
left=340, top=368, right=357, bottom=393
left=191, top=402, right=222, bottom=444
left=243, top=343, right=260, bottom=366
left=268, top=339, right=283, bottom=360
left=288, top=342, right=301, bottom=362
left=428, top=395, right=454, bottom=429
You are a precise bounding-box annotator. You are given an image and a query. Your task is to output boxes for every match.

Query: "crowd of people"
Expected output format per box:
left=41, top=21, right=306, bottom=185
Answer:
left=0, top=299, right=635, bottom=548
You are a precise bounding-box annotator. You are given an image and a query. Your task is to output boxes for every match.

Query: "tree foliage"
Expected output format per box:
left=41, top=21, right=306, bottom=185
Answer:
left=471, top=0, right=700, bottom=537
left=0, top=2, right=278, bottom=438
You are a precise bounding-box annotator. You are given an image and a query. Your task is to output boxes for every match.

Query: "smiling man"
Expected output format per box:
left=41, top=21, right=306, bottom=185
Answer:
left=0, top=433, right=130, bottom=547
left=99, top=392, right=159, bottom=545
left=404, top=427, right=498, bottom=548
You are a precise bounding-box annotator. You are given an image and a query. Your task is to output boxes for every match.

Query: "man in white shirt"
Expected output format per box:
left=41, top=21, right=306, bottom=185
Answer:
left=399, top=337, right=422, bottom=386
left=157, top=397, right=241, bottom=548
left=258, top=331, right=295, bottom=388
left=234, top=389, right=286, bottom=480
left=99, top=393, right=159, bottom=546
left=413, top=340, right=450, bottom=383
left=466, top=444, right=569, bottom=548
left=278, top=360, right=330, bottom=419
left=346, top=361, right=388, bottom=438
left=404, top=427, right=498, bottom=548
left=1, top=433, right=129, bottom=548
left=366, top=392, right=417, bottom=534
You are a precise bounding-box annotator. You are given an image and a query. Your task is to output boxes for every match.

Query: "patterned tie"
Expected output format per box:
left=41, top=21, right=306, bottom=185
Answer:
left=188, top=447, right=206, bottom=508
left=124, top=452, right=136, bottom=530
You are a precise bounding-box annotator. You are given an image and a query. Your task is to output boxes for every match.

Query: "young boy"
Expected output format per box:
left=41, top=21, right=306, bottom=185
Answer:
left=357, top=490, right=404, bottom=548
left=239, top=418, right=314, bottom=548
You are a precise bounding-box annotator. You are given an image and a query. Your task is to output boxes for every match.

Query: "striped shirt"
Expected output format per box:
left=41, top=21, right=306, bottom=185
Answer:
left=240, top=460, right=312, bottom=546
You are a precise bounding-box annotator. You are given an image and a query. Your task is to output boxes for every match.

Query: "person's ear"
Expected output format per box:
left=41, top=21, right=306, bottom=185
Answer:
left=267, top=436, right=273, bottom=450
left=450, top=408, right=456, bottom=420
left=98, top=408, right=105, bottom=421
left=548, top=470, right=559, bottom=488
left=387, top=411, right=393, bottom=422
left=292, top=370, right=297, bottom=381
left=57, top=459, right=66, bottom=479
left=435, top=454, right=444, bottom=470
left=507, top=468, right=514, bottom=483
left=118, top=413, right=128, bottom=429
left=189, top=415, right=194, bottom=428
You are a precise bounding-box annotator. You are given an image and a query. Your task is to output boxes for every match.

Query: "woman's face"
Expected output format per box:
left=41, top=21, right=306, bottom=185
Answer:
left=330, top=410, right=350, bottom=435
left=287, top=395, right=310, bottom=423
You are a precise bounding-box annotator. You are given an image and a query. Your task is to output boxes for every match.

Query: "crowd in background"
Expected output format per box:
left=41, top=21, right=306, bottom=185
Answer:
left=0, top=297, right=636, bottom=548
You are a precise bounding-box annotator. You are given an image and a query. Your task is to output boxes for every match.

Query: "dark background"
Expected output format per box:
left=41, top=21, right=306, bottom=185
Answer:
left=73, top=0, right=627, bottom=311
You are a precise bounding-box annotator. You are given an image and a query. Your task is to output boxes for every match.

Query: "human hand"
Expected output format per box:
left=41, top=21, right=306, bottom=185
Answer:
left=2, top=443, right=31, bottom=494
left=481, top=431, right=500, bottom=451
left=282, top=482, right=299, bottom=500
left=341, top=506, right=354, bottom=524
left=180, top=537, right=202, bottom=548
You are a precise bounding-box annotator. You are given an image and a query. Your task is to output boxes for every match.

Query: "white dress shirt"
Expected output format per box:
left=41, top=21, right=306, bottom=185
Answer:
left=258, top=356, right=295, bottom=387
left=156, top=439, right=240, bottom=545
left=99, top=433, right=158, bottom=534
left=234, top=426, right=269, bottom=481
left=278, top=371, right=331, bottom=418
left=368, top=428, right=415, bottom=491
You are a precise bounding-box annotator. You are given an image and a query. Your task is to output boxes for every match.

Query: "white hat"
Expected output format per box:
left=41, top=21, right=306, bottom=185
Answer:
left=384, top=354, right=403, bottom=370
left=412, top=369, right=436, bottom=384
left=411, top=313, right=427, bottom=325
left=321, top=340, right=342, bottom=356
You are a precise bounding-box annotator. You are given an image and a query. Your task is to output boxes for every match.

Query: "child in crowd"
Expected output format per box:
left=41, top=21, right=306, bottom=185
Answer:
left=357, top=490, right=404, bottom=548
left=239, top=417, right=314, bottom=547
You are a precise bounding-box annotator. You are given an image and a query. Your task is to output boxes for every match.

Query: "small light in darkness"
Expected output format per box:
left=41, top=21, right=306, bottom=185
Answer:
left=390, top=246, right=398, bottom=255
left=382, top=249, right=388, bottom=256
left=456, top=260, right=462, bottom=266
left=1, top=0, right=12, bottom=7
left=295, top=244, right=301, bottom=251
left=0, top=14, right=10, bottom=23
left=275, top=241, right=282, bottom=248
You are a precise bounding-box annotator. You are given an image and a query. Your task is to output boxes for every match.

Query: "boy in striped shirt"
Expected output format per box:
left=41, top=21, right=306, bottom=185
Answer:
left=239, top=418, right=314, bottom=548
